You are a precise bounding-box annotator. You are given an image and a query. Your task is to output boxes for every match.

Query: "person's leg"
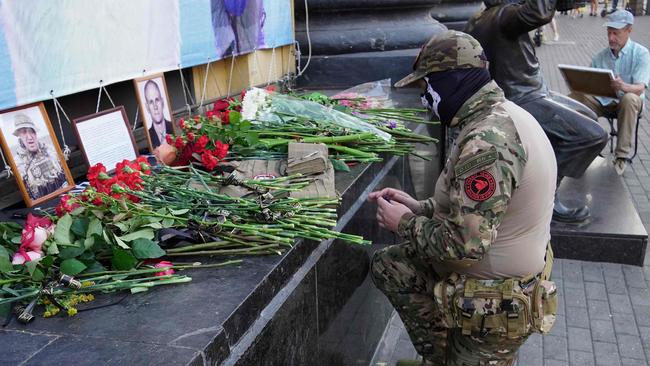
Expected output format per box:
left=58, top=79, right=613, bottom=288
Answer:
left=568, top=91, right=606, bottom=118
left=611, top=0, right=619, bottom=11
left=615, top=93, right=643, bottom=159
left=550, top=18, right=559, bottom=41
left=371, top=244, right=447, bottom=364
left=446, top=328, right=528, bottom=366
left=521, top=95, right=608, bottom=222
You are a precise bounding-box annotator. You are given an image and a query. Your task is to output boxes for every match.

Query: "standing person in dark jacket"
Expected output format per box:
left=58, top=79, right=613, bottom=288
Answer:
left=465, top=0, right=608, bottom=223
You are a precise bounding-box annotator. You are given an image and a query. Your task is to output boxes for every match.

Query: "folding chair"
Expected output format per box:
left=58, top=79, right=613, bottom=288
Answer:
left=604, top=109, right=643, bottom=161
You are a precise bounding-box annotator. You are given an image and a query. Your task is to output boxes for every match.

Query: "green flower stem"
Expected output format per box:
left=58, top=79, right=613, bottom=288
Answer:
left=0, top=288, right=40, bottom=305
left=165, top=244, right=281, bottom=256
left=326, top=145, right=378, bottom=158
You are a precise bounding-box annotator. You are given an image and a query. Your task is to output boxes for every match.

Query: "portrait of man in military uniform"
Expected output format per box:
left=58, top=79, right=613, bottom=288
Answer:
left=134, top=74, right=175, bottom=151
left=0, top=103, right=72, bottom=206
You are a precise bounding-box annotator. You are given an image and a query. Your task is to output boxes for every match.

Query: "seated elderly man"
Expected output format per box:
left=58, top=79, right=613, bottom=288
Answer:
left=570, top=10, right=650, bottom=175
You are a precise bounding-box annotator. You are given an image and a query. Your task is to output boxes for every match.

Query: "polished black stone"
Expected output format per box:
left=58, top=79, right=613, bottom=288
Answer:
left=551, top=157, right=648, bottom=265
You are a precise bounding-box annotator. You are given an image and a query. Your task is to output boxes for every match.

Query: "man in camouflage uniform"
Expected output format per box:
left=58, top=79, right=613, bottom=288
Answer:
left=12, top=113, right=67, bottom=200
left=369, top=31, right=558, bottom=365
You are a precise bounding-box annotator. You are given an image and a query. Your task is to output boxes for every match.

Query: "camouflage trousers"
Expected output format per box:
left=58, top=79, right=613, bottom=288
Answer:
left=371, top=243, right=531, bottom=366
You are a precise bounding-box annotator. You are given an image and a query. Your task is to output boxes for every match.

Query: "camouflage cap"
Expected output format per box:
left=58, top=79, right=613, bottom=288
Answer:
left=394, top=30, right=488, bottom=88
left=13, top=113, right=38, bottom=136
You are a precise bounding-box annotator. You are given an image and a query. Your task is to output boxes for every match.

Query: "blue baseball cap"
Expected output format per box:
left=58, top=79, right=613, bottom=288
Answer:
left=605, top=10, right=634, bottom=29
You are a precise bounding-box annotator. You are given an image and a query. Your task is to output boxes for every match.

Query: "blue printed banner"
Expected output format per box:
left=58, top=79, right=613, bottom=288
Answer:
left=0, top=0, right=293, bottom=110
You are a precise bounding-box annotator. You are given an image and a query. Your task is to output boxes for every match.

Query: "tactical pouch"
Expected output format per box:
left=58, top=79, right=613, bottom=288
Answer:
left=530, top=280, right=558, bottom=333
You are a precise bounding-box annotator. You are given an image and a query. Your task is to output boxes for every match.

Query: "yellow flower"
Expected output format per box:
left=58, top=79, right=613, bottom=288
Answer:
left=43, top=311, right=52, bottom=318
left=67, top=307, right=78, bottom=317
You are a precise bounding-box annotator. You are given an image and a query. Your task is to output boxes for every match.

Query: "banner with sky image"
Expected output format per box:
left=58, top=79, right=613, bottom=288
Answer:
left=0, top=0, right=293, bottom=110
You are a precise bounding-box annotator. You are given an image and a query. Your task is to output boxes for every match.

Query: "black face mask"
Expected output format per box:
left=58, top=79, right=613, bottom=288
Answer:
left=420, top=68, right=492, bottom=125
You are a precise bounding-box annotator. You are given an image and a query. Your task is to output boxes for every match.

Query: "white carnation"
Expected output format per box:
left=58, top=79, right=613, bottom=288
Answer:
left=241, top=88, right=270, bottom=121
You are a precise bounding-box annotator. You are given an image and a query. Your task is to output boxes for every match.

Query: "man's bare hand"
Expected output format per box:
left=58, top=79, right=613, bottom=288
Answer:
left=375, top=196, right=413, bottom=233
left=612, top=76, right=625, bottom=92
left=368, top=188, right=422, bottom=214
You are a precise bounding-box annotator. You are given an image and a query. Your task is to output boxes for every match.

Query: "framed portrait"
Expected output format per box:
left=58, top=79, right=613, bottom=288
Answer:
left=133, top=73, right=176, bottom=152
left=0, top=102, right=74, bottom=207
left=72, top=106, right=139, bottom=171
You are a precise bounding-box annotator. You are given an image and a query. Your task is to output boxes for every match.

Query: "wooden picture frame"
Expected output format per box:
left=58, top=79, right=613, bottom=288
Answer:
left=72, top=106, right=139, bottom=172
left=133, top=73, right=176, bottom=152
left=0, top=102, right=74, bottom=207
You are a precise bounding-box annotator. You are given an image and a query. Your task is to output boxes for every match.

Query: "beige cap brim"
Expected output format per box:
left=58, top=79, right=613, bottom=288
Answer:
left=394, top=70, right=427, bottom=88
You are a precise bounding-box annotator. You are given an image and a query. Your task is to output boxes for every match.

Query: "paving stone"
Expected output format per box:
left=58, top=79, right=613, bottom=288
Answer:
left=549, top=314, right=567, bottom=337
left=634, top=305, right=650, bottom=327
left=545, top=360, right=569, bottom=366
left=606, top=275, right=629, bottom=295
left=612, top=313, right=640, bottom=337
left=594, top=342, right=621, bottom=366
left=630, top=288, right=650, bottom=307
left=569, top=327, right=593, bottom=353
left=570, top=350, right=595, bottom=366
left=640, top=327, right=650, bottom=347
left=609, top=294, right=634, bottom=314
left=602, top=263, right=624, bottom=279
left=518, top=334, right=543, bottom=366
left=566, top=306, right=590, bottom=329
left=565, top=285, right=587, bottom=308
left=586, top=282, right=608, bottom=300
left=618, top=335, right=646, bottom=360
left=544, top=335, right=569, bottom=362
left=588, top=299, right=612, bottom=320
left=621, top=358, right=647, bottom=366
left=591, top=319, right=617, bottom=343
left=623, top=266, right=647, bottom=289
left=582, top=263, right=604, bottom=283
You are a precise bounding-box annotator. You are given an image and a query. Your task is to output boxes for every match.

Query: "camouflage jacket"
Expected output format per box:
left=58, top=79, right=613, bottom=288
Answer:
left=397, top=81, right=527, bottom=269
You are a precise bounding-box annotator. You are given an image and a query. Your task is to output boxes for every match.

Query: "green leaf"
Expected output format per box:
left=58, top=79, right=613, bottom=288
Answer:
left=130, top=286, right=149, bottom=294
left=11, top=236, right=21, bottom=244
left=169, top=208, right=189, bottom=215
left=83, top=236, right=95, bottom=250
left=60, top=258, right=86, bottom=275
left=118, top=229, right=154, bottom=242
left=111, top=249, right=137, bottom=270
left=229, top=110, right=241, bottom=124
left=114, top=222, right=130, bottom=232
left=41, top=255, right=55, bottom=267
left=87, top=218, right=102, bottom=238
left=71, top=217, right=89, bottom=237
left=46, top=241, right=59, bottom=255
left=330, top=159, right=351, bottom=172
left=162, top=218, right=175, bottom=228
left=131, top=239, right=165, bottom=259
left=0, top=303, right=10, bottom=320
left=113, top=235, right=130, bottom=250
left=82, top=260, right=106, bottom=274
left=58, top=246, right=86, bottom=260
left=31, top=267, right=45, bottom=282
left=0, top=255, right=12, bottom=273
left=144, top=222, right=163, bottom=229
left=25, top=259, right=42, bottom=277
left=54, top=214, right=73, bottom=245
left=0, top=245, right=9, bottom=260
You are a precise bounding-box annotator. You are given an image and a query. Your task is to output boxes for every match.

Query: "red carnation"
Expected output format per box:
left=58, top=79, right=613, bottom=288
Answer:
left=201, top=150, right=219, bottom=170
left=221, top=110, right=231, bottom=125
left=179, top=119, right=185, bottom=129
left=196, top=135, right=209, bottom=150
left=175, top=136, right=185, bottom=150
left=265, top=85, right=277, bottom=92
left=165, top=134, right=174, bottom=145
left=212, top=99, right=230, bottom=112
left=187, top=132, right=195, bottom=142
left=214, top=140, right=229, bottom=160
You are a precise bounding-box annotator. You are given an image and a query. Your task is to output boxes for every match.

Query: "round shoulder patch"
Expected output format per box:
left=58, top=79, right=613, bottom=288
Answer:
left=464, top=171, right=496, bottom=202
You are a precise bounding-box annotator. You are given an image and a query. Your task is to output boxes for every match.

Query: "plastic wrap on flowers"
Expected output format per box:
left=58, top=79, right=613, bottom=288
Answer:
left=241, top=88, right=392, bottom=142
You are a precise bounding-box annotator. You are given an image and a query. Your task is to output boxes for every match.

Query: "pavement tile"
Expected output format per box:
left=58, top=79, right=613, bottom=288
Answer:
left=570, top=350, right=595, bottom=366
left=606, top=275, right=630, bottom=295
left=640, top=327, right=650, bottom=347
left=621, top=358, right=647, bottom=366
left=550, top=314, right=567, bottom=337
left=566, top=306, right=590, bottom=329
left=582, top=263, right=604, bottom=283
left=588, top=299, right=612, bottom=320
left=612, top=313, right=640, bottom=337
left=593, top=342, right=621, bottom=366
left=545, top=360, right=569, bottom=366
left=544, top=335, right=569, bottom=362
left=618, top=335, right=646, bottom=360
left=586, top=282, right=608, bottom=300
left=565, top=285, right=587, bottom=308
left=630, top=288, right=650, bottom=307
left=623, top=266, right=647, bottom=289
left=591, top=319, right=617, bottom=343
left=609, top=294, right=634, bottom=314
left=569, top=327, right=593, bottom=352
left=634, top=305, right=650, bottom=327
